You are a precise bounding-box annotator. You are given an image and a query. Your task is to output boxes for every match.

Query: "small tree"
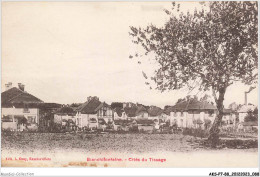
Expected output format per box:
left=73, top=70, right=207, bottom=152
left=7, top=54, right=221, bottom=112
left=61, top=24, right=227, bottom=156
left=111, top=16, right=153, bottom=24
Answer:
left=244, top=109, right=258, bottom=122
left=129, top=2, right=257, bottom=147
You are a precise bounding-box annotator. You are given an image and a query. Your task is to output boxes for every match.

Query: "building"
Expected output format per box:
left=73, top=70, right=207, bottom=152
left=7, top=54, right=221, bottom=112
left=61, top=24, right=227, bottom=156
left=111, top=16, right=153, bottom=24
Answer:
left=113, top=102, right=149, bottom=120
left=75, top=96, right=113, bottom=129
left=221, top=108, right=237, bottom=128
left=167, top=98, right=217, bottom=129
left=136, top=119, right=154, bottom=133
left=1, top=82, right=43, bottom=131
left=54, top=106, right=76, bottom=125
left=113, top=119, right=134, bottom=131
left=237, top=121, right=258, bottom=132
left=147, top=106, right=166, bottom=129
left=237, top=104, right=257, bottom=123
left=38, top=103, right=62, bottom=131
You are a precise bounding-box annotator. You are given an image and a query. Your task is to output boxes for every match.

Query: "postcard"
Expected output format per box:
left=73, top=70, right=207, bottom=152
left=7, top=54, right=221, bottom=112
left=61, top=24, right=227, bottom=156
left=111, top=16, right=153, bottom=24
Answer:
left=1, top=1, right=258, bottom=175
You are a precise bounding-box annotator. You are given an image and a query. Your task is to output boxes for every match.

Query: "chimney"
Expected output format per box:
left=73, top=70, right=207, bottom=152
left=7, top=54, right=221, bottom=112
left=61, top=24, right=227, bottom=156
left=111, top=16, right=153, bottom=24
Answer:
left=18, top=83, right=25, bottom=91
left=5, top=82, right=12, bottom=91
left=244, top=92, right=247, bottom=105
left=245, top=87, right=256, bottom=105
left=87, top=96, right=99, bottom=102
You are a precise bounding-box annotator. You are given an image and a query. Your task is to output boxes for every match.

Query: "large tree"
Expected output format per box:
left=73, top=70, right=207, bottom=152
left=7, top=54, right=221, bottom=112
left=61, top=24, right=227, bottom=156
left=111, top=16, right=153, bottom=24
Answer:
left=129, top=1, right=258, bottom=147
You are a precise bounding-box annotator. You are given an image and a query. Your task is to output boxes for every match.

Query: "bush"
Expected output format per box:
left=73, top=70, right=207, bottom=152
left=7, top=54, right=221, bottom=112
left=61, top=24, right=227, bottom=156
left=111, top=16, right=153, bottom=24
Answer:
left=182, top=128, right=209, bottom=138
left=182, top=128, right=193, bottom=136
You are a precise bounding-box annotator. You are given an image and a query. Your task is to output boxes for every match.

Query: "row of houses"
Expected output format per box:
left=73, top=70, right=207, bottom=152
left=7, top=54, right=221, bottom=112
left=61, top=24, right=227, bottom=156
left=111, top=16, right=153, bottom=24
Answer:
left=1, top=82, right=258, bottom=132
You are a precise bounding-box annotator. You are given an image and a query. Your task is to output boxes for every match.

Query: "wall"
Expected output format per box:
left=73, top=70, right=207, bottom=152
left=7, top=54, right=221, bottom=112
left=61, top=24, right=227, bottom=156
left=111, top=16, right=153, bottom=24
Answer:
left=169, top=110, right=217, bottom=129
left=1, top=122, right=17, bottom=130
left=76, top=113, right=98, bottom=128
left=54, top=114, right=76, bottom=124
left=136, top=111, right=148, bottom=119
left=2, top=107, right=39, bottom=124
left=239, top=113, right=247, bottom=122
left=2, top=107, right=40, bottom=131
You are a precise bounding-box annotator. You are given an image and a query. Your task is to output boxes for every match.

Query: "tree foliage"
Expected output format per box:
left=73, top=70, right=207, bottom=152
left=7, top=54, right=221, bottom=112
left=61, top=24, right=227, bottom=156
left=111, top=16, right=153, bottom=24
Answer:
left=129, top=1, right=258, bottom=146
left=130, top=2, right=257, bottom=95
left=245, top=108, right=258, bottom=122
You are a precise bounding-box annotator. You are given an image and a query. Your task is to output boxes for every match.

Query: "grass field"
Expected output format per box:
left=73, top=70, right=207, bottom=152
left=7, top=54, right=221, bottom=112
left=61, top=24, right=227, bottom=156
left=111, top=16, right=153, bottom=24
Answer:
left=1, top=132, right=258, bottom=167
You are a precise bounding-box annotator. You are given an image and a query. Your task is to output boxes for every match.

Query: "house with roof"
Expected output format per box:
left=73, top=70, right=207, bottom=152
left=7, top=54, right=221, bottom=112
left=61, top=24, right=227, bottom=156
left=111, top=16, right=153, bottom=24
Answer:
left=54, top=106, right=76, bottom=126
left=136, top=119, right=154, bottom=133
left=113, top=119, right=135, bottom=131
left=135, top=104, right=149, bottom=119
left=113, top=107, right=125, bottom=119
left=147, top=106, right=167, bottom=129
left=38, top=103, right=62, bottom=131
left=237, top=104, right=257, bottom=123
left=167, top=97, right=217, bottom=129
left=1, top=82, right=43, bottom=131
left=113, top=102, right=149, bottom=120
left=75, top=96, right=113, bottom=129
left=221, top=109, right=237, bottom=128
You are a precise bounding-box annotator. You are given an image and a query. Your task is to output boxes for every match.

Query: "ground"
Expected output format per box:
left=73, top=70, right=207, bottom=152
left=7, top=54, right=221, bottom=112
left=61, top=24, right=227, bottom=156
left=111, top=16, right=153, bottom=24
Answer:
left=1, top=132, right=258, bottom=167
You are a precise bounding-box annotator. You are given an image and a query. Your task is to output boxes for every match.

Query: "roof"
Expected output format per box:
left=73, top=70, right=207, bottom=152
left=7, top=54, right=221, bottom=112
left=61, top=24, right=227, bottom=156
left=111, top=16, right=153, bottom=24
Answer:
left=2, top=102, right=41, bottom=108
left=170, top=98, right=216, bottom=111
left=124, top=106, right=138, bottom=117
left=38, top=103, right=62, bottom=110
left=56, top=106, right=75, bottom=115
left=148, top=106, right=163, bottom=117
left=1, top=87, right=43, bottom=106
left=114, top=107, right=124, bottom=117
left=135, top=105, right=148, bottom=115
left=163, top=107, right=172, bottom=116
left=76, top=98, right=109, bottom=114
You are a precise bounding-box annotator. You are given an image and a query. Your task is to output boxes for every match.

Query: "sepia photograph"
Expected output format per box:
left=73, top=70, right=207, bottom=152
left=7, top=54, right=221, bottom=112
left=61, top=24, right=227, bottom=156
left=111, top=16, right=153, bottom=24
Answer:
left=1, top=0, right=258, bottom=172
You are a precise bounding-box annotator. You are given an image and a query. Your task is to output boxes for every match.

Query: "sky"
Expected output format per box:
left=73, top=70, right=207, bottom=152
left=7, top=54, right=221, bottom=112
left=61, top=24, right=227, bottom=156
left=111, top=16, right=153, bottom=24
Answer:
left=2, top=2, right=258, bottom=108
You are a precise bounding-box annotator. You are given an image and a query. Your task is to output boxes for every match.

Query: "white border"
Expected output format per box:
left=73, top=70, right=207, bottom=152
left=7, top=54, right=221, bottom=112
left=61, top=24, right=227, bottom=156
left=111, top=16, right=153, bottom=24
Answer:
left=1, top=168, right=259, bottom=176
left=0, top=0, right=259, bottom=176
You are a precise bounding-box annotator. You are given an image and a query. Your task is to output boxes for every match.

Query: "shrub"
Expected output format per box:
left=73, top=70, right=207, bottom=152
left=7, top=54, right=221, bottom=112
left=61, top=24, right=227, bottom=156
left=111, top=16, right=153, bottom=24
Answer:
left=182, top=128, right=209, bottom=138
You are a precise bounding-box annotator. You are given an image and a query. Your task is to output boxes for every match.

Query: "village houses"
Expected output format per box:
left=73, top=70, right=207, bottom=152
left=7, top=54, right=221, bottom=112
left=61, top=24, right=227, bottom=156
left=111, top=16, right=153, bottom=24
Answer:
left=54, top=106, right=76, bottom=126
left=1, top=82, right=257, bottom=133
left=1, top=82, right=43, bottom=131
left=75, top=96, right=113, bottom=130
left=166, top=97, right=217, bottom=129
left=113, top=102, right=149, bottom=120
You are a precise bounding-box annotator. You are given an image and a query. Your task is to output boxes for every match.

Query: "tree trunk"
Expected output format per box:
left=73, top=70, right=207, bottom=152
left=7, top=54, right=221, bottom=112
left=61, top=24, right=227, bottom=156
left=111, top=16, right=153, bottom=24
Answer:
left=208, top=88, right=226, bottom=147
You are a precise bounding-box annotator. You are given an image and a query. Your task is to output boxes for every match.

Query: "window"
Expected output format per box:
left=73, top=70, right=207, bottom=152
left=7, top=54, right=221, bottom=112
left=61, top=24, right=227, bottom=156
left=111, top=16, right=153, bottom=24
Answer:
left=181, top=112, right=184, bottom=117
left=28, top=116, right=36, bottom=123
left=90, top=118, right=97, bottom=123
left=23, top=107, right=30, bottom=113
left=174, top=112, right=177, bottom=117
left=103, top=109, right=107, bottom=116
left=2, top=115, right=13, bottom=122
left=208, top=110, right=214, bottom=117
